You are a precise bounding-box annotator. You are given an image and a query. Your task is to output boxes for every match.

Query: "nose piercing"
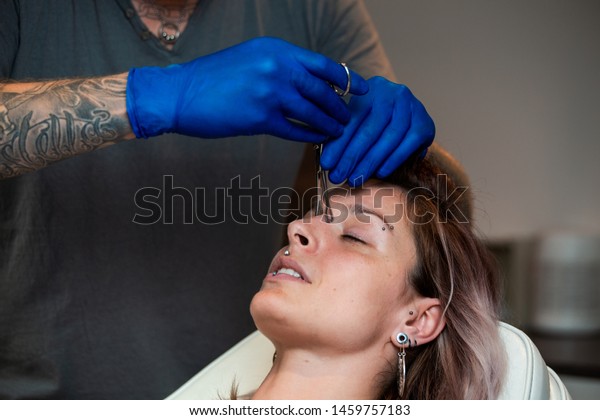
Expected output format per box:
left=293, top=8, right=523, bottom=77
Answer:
left=284, top=249, right=290, bottom=256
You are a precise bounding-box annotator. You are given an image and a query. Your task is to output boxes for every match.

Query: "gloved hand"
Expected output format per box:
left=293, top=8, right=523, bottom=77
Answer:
left=126, top=37, right=368, bottom=142
left=320, top=76, right=435, bottom=187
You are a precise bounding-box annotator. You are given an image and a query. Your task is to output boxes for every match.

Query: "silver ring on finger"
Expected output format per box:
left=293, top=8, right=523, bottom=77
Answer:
left=333, top=62, right=351, bottom=97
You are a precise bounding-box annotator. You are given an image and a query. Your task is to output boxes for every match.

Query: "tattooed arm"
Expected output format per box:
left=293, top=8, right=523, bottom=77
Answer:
left=0, top=73, right=135, bottom=179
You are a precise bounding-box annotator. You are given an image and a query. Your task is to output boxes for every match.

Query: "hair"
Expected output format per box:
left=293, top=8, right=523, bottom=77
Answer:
left=378, top=154, right=506, bottom=400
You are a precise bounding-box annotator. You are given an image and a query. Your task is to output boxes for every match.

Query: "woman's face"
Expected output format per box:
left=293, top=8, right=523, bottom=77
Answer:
left=250, top=180, right=418, bottom=353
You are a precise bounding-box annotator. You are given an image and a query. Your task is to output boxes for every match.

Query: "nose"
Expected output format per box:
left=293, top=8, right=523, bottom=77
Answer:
left=286, top=218, right=319, bottom=254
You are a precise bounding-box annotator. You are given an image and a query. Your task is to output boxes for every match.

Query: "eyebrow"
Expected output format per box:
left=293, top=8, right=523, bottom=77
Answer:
left=347, top=203, right=392, bottom=229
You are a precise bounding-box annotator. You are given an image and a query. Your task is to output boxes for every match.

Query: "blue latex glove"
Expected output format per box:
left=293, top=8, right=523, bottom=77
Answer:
left=126, top=37, right=368, bottom=142
left=320, top=76, right=435, bottom=187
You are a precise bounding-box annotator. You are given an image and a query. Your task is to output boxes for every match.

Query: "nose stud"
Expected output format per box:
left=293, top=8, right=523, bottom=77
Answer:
left=284, top=249, right=290, bottom=256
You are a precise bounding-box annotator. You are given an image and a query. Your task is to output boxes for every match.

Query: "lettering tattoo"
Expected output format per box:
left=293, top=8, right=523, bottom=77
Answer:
left=0, top=75, right=133, bottom=179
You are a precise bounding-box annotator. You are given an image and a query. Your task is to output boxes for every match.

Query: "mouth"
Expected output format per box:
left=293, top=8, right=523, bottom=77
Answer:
left=268, top=254, right=311, bottom=284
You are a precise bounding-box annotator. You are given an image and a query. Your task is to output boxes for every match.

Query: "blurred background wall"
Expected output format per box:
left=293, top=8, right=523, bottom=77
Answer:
left=363, top=0, right=600, bottom=398
left=365, top=0, right=599, bottom=239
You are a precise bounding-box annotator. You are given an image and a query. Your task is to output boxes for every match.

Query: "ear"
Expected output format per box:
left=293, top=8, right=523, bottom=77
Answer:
left=390, top=297, right=446, bottom=349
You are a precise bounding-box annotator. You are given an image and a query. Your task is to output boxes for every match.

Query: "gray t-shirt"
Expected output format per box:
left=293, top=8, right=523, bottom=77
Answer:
left=0, top=0, right=393, bottom=398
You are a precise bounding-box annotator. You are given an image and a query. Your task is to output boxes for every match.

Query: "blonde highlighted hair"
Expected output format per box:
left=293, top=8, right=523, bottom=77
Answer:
left=380, top=155, right=506, bottom=399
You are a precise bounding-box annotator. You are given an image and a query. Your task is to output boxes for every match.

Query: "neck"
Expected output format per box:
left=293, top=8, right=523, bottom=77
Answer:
left=251, top=348, right=391, bottom=400
left=132, top=0, right=199, bottom=48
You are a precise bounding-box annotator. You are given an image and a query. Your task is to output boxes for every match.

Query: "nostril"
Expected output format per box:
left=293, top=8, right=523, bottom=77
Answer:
left=297, top=234, right=309, bottom=246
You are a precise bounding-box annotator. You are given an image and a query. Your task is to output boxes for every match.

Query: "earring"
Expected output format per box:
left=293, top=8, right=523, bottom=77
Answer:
left=284, top=249, right=290, bottom=256
left=396, top=332, right=409, bottom=346
left=396, top=332, right=409, bottom=398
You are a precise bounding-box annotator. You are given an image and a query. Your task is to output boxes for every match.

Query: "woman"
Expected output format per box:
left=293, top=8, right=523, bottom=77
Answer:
left=249, top=154, right=506, bottom=399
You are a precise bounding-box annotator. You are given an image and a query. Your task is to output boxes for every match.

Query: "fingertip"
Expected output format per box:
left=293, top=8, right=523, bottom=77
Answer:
left=328, top=170, right=346, bottom=185
left=349, top=72, right=369, bottom=95
left=319, top=152, right=334, bottom=170
left=320, top=135, right=347, bottom=170
left=375, top=167, right=391, bottom=179
left=311, top=135, right=329, bottom=144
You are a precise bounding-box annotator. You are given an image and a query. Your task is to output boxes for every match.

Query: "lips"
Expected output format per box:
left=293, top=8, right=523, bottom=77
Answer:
left=268, top=254, right=311, bottom=284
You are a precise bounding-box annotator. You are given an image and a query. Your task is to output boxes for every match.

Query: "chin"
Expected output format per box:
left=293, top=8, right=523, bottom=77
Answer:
left=249, top=291, right=298, bottom=345
left=250, top=291, right=283, bottom=331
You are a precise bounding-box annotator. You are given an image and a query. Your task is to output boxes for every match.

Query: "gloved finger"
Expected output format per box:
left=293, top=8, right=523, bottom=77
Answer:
left=319, top=97, right=372, bottom=174
left=282, top=96, right=344, bottom=138
left=298, top=51, right=369, bottom=96
left=373, top=130, right=424, bottom=180
left=346, top=102, right=413, bottom=187
left=327, top=107, right=392, bottom=184
left=375, top=101, right=435, bottom=178
left=269, top=116, right=330, bottom=144
left=291, top=71, right=350, bottom=124
left=330, top=67, right=369, bottom=97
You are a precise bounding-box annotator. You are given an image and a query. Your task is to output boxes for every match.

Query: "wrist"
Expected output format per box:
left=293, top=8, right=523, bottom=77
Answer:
left=126, top=65, right=178, bottom=138
left=126, top=68, right=144, bottom=138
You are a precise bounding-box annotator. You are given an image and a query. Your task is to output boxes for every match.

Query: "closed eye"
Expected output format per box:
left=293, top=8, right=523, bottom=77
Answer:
left=342, top=234, right=367, bottom=244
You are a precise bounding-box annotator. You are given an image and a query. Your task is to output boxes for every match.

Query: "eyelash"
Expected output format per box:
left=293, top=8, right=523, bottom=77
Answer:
left=342, top=234, right=367, bottom=245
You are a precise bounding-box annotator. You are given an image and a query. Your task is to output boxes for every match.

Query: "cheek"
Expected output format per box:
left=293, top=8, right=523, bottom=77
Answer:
left=313, top=282, right=402, bottom=351
left=365, top=263, right=411, bottom=317
left=324, top=263, right=405, bottom=321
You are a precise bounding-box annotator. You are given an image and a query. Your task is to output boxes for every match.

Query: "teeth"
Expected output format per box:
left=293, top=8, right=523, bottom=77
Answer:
left=276, top=267, right=302, bottom=279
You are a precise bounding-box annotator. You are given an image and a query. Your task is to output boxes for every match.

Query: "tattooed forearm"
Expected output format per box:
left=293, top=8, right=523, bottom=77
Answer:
left=0, top=73, right=135, bottom=179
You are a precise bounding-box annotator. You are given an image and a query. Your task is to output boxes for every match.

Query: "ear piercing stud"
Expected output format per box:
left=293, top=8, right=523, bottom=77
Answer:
left=397, top=332, right=416, bottom=348
left=396, top=332, right=409, bottom=346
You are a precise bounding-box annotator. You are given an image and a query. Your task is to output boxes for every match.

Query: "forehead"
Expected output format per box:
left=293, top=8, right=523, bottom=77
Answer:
left=328, top=180, right=406, bottom=221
